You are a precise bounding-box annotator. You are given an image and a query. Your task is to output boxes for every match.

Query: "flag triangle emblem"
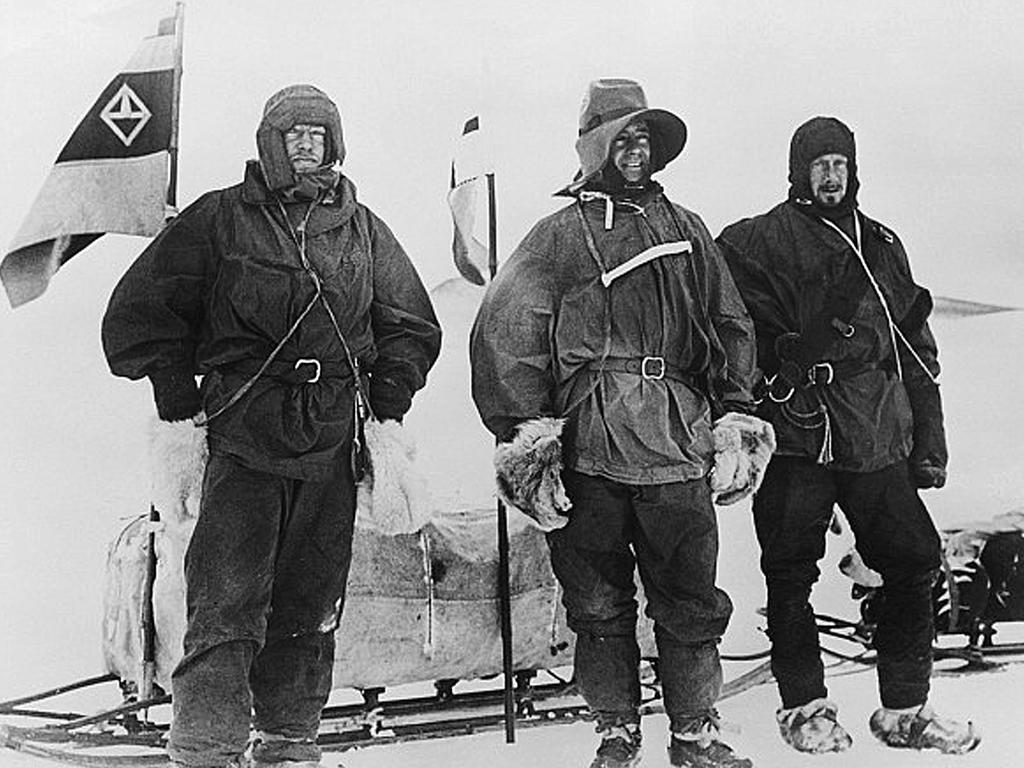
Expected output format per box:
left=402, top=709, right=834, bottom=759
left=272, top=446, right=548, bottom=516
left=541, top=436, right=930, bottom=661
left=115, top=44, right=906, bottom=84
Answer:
left=100, top=82, right=152, bottom=147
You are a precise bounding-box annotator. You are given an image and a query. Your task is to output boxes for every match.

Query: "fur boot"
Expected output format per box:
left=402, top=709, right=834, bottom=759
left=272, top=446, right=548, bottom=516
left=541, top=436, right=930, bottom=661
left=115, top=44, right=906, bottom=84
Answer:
left=355, top=418, right=432, bottom=535
left=776, top=697, right=853, bottom=753
left=590, top=723, right=642, bottom=768
left=709, top=412, right=775, bottom=505
left=869, top=704, right=980, bottom=754
left=668, top=718, right=753, bottom=767
left=493, top=417, right=572, bottom=531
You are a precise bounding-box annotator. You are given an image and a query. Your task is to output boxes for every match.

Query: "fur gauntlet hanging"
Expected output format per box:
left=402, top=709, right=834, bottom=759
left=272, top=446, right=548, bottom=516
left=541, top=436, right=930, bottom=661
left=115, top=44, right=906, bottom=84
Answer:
left=493, top=417, right=572, bottom=531
left=355, top=418, right=432, bottom=535
left=149, top=414, right=208, bottom=524
left=709, top=412, right=776, bottom=505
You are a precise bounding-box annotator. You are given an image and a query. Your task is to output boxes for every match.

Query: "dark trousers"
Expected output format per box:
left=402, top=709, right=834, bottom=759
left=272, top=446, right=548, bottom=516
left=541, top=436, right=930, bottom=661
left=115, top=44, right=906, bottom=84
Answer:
left=167, top=451, right=356, bottom=767
left=547, top=470, right=733, bottom=733
left=753, top=456, right=941, bottom=710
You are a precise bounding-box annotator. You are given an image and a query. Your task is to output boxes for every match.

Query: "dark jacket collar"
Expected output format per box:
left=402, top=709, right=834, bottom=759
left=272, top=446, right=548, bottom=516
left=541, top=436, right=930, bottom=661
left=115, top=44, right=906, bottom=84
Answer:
left=240, top=160, right=360, bottom=235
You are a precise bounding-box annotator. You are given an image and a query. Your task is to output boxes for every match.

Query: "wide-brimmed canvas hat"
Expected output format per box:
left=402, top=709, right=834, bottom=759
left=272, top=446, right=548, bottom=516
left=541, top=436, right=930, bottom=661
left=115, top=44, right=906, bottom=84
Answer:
left=561, top=78, right=687, bottom=194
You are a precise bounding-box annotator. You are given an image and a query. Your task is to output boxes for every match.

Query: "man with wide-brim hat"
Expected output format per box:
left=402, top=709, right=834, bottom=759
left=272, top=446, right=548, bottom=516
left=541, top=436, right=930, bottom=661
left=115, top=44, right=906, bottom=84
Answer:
left=471, top=78, right=769, bottom=768
left=560, top=77, right=687, bottom=196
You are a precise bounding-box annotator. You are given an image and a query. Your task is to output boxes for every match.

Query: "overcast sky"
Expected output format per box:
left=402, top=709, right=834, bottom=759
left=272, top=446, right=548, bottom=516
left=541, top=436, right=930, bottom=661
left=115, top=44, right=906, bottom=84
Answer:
left=1, top=0, right=1022, bottom=308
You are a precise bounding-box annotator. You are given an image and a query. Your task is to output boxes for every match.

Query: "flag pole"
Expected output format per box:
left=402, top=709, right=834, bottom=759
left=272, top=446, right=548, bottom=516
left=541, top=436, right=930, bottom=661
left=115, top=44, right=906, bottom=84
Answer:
left=488, top=171, right=516, bottom=744
left=141, top=1, right=186, bottom=707
left=166, top=1, right=185, bottom=212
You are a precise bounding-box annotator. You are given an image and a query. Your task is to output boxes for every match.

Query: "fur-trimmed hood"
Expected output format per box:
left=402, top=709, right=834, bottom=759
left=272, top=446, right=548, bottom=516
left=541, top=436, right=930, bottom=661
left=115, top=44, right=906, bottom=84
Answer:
left=256, top=84, right=345, bottom=192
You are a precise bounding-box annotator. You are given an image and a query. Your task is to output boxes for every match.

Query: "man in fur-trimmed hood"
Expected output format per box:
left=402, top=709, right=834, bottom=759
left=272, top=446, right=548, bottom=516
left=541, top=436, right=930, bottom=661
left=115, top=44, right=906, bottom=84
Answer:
left=471, top=78, right=769, bottom=768
left=103, top=83, right=440, bottom=768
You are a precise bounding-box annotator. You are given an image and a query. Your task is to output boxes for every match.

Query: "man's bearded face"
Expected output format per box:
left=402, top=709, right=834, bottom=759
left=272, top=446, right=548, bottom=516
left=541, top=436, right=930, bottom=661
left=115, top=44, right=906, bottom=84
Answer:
left=809, top=153, right=848, bottom=207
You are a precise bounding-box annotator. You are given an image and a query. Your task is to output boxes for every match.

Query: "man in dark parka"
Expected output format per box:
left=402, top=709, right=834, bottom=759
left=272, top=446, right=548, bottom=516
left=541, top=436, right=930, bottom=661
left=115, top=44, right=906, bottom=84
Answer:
left=102, top=84, right=441, bottom=768
left=471, top=79, right=768, bottom=768
left=717, top=116, right=978, bottom=756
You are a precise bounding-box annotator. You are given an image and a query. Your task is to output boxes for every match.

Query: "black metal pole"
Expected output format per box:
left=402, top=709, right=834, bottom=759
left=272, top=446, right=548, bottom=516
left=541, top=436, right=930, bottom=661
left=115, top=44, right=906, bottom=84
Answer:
left=140, top=505, right=160, bottom=703
left=0, top=673, right=117, bottom=713
left=487, top=172, right=515, bottom=743
left=166, top=1, right=185, bottom=213
left=139, top=0, right=184, bottom=707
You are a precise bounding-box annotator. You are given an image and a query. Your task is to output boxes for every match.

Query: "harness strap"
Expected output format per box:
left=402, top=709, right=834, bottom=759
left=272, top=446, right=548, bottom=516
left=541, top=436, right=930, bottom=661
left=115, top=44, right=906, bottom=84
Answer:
left=819, top=214, right=906, bottom=381
left=600, top=241, right=692, bottom=287
left=195, top=200, right=321, bottom=427
left=818, top=214, right=938, bottom=385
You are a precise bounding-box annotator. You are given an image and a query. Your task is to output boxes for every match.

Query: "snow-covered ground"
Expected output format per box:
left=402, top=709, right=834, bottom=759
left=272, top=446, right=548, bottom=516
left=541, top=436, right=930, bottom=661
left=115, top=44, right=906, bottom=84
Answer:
left=2, top=271, right=1023, bottom=767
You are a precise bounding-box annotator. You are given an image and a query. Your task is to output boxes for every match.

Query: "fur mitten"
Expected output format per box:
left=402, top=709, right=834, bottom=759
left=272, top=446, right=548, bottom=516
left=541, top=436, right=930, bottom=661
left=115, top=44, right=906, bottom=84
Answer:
left=355, top=418, right=432, bottom=535
left=149, top=414, right=208, bottom=524
left=493, top=417, right=572, bottom=531
left=709, top=411, right=776, bottom=505
left=838, top=548, right=884, bottom=589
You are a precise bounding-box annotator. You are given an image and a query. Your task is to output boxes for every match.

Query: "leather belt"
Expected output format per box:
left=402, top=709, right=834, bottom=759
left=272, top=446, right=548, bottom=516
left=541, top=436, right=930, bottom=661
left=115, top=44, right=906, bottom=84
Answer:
left=763, top=359, right=892, bottom=403
left=588, top=356, right=698, bottom=388
left=226, top=357, right=355, bottom=385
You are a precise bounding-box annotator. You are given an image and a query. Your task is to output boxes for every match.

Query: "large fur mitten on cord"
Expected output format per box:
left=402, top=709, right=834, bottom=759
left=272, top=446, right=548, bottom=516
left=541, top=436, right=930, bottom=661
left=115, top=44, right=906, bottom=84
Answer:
left=493, top=417, right=572, bottom=531
left=709, top=411, right=776, bottom=505
left=356, top=418, right=432, bottom=535
left=149, top=415, right=208, bottom=524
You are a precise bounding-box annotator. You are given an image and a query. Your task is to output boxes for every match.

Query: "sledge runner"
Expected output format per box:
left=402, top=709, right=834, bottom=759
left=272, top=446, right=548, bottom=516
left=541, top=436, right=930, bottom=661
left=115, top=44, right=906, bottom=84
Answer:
left=716, top=116, right=980, bottom=756
left=101, top=84, right=441, bottom=768
left=470, top=78, right=771, bottom=768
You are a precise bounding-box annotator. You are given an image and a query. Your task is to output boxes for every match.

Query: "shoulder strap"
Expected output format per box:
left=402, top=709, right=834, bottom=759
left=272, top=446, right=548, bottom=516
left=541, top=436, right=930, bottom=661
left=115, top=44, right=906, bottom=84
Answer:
left=774, top=213, right=876, bottom=380
left=574, top=201, right=607, bottom=273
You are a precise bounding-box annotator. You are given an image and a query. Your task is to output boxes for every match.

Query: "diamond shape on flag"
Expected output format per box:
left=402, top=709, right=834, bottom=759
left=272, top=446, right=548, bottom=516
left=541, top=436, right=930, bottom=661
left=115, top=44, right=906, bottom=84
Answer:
left=100, top=82, right=152, bottom=147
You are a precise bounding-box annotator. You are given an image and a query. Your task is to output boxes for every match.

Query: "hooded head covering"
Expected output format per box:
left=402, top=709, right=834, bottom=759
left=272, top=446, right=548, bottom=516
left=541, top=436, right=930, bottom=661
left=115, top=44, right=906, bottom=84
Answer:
left=558, top=78, right=687, bottom=195
left=788, top=116, right=859, bottom=215
left=257, top=84, right=345, bottom=193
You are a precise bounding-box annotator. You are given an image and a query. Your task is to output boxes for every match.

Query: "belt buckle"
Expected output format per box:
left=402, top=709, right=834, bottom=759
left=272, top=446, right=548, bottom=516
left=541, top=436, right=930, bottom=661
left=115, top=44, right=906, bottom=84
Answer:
left=641, top=355, right=665, bottom=380
left=808, top=362, right=834, bottom=386
left=295, top=357, right=322, bottom=384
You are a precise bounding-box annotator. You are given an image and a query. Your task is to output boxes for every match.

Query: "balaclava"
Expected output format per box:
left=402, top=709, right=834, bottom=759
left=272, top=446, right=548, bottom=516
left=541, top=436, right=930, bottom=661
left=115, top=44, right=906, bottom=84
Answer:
left=256, top=84, right=345, bottom=197
left=788, top=116, right=859, bottom=217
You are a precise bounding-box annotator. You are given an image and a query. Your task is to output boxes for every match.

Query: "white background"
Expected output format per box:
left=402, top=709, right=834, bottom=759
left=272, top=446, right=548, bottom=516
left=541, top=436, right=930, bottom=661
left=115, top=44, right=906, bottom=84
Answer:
left=1, top=2, right=1023, bottom=767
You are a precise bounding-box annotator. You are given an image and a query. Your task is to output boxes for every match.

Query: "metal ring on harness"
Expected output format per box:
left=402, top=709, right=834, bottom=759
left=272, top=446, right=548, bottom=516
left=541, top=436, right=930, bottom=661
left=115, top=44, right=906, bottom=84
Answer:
left=641, top=355, right=665, bottom=380
left=809, top=362, right=834, bottom=386
left=294, top=358, right=322, bottom=384
left=766, top=373, right=795, bottom=403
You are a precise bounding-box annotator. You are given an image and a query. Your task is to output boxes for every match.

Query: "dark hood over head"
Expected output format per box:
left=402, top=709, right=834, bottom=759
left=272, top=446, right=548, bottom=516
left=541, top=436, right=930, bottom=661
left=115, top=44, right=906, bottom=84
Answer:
left=788, top=116, right=859, bottom=216
left=257, top=84, right=345, bottom=192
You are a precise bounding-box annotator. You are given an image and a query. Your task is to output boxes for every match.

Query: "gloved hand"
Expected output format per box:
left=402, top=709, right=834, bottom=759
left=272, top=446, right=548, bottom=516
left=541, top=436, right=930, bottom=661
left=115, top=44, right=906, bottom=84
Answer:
left=709, top=411, right=776, bottom=505
left=910, top=458, right=947, bottom=489
left=149, top=366, right=202, bottom=423
left=905, top=381, right=948, bottom=490
left=493, top=417, right=572, bottom=531
left=370, top=375, right=412, bottom=422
